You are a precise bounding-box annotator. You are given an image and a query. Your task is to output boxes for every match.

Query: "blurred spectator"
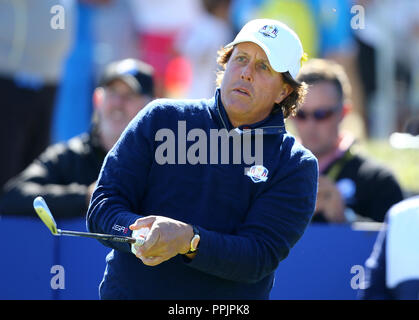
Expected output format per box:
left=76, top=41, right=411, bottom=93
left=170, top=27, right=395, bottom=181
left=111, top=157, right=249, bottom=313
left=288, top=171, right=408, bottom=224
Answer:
left=0, top=59, right=155, bottom=218
left=353, top=0, right=419, bottom=138
left=175, top=0, right=234, bottom=99
left=53, top=0, right=139, bottom=143
left=360, top=196, right=419, bottom=300
left=129, top=0, right=202, bottom=97
left=293, top=59, right=403, bottom=223
left=0, top=0, right=74, bottom=191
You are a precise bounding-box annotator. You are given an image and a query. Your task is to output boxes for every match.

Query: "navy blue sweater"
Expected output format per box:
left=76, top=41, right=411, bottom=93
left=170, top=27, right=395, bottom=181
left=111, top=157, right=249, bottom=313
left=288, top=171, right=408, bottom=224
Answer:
left=87, top=89, right=318, bottom=299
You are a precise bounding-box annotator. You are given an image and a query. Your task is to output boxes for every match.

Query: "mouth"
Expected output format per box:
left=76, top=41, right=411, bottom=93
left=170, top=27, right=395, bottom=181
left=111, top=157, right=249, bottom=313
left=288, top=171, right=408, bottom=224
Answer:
left=108, top=110, right=127, bottom=121
left=233, top=87, right=251, bottom=97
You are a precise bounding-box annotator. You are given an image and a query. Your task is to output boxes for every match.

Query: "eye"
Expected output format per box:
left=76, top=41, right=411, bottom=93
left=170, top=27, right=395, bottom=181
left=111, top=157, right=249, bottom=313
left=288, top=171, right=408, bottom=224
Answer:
left=258, top=62, right=269, bottom=71
left=235, top=55, right=247, bottom=63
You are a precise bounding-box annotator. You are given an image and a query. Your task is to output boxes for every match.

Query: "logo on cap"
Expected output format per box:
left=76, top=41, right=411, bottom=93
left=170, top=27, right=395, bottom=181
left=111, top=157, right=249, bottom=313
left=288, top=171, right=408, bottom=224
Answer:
left=258, top=25, right=279, bottom=38
left=247, top=165, right=269, bottom=183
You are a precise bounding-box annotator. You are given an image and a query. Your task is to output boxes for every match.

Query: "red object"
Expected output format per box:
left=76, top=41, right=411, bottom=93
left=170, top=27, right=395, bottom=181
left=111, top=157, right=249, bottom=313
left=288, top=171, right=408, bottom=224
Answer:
left=165, top=56, right=192, bottom=97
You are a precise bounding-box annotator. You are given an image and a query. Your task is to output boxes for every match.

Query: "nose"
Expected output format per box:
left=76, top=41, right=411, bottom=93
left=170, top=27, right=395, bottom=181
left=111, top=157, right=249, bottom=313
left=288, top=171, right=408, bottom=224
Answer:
left=108, top=96, right=125, bottom=111
left=240, top=64, right=253, bottom=82
left=106, top=90, right=131, bottom=108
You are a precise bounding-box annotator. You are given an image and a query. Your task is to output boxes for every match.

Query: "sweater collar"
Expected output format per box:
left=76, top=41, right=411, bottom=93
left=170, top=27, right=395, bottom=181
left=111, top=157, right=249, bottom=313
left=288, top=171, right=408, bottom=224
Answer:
left=212, top=88, right=286, bottom=135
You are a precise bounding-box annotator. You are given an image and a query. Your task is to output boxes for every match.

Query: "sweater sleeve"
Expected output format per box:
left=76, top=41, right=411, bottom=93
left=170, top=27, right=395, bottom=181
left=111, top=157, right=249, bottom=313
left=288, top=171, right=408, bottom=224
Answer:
left=360, top=218, right=393, bottom=299
left=184, top=154, right=318, bottom=283
left=0, top=142, right=91, bottom=218
left=86, top=110, right=154, bottom=253
left=363, top=170, right=404, bottom=223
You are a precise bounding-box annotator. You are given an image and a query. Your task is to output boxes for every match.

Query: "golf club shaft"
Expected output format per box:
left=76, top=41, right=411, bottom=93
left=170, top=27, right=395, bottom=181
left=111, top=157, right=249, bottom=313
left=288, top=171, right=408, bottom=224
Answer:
left=57, top=229, right=137, bottom=244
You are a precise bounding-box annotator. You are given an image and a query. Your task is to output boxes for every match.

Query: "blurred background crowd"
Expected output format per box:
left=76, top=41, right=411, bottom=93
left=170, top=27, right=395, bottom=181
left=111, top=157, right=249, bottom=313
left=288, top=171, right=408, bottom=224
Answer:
left=0, top=0, right=418, bottom=202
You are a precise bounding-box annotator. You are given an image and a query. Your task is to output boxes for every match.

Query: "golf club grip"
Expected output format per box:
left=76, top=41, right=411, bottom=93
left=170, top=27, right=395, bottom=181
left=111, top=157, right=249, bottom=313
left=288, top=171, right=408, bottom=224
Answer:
left=60, top=230, right=136, bottom=244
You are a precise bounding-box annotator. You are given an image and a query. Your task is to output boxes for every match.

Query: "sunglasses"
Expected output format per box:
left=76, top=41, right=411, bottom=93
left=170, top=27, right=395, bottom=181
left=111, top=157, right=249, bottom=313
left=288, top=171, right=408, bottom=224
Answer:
left=295, top=106, right=341, bottom=121
left=105, top=87, right=138, bottom=102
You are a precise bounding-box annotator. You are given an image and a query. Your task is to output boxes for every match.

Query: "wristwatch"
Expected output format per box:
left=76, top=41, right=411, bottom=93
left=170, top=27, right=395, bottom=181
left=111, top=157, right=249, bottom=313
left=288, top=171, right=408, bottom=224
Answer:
left=186, top=225, right=200, bottom=254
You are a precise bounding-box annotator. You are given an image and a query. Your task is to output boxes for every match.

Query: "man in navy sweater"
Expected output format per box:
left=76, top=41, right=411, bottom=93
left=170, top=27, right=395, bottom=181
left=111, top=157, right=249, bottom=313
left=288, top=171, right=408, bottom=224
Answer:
left=87, top=19, right=318, bottom=299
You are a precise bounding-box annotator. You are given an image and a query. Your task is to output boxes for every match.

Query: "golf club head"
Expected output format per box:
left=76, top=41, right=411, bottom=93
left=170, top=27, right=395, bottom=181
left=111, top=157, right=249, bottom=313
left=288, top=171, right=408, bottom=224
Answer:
left=33, top=196, right=59, bottom=235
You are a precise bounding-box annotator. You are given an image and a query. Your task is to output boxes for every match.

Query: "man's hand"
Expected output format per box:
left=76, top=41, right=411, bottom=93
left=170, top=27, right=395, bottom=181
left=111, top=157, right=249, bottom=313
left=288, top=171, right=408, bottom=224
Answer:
left=315, top=175, right=345, bottom=223
left=129, top=216, right=194, bottom=266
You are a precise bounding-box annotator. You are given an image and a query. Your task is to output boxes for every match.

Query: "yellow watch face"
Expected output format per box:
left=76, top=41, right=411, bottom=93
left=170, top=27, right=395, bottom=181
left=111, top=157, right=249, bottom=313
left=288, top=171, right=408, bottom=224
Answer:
left=191, top=234, right=200, bottom=251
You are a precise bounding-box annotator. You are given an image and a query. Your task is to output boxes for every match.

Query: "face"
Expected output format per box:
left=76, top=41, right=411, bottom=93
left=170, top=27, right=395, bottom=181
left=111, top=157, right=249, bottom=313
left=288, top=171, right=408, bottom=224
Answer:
left=220, top=42, right=291, bottom=127
left=94, top=79, right=151, bottom=149
left=293, top=81, right=343, bottom=157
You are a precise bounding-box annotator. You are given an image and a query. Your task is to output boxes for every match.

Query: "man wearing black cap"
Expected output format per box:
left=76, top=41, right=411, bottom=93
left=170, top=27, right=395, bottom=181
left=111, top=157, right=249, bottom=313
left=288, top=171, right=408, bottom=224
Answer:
left=0, top=59, right=155, bottom=218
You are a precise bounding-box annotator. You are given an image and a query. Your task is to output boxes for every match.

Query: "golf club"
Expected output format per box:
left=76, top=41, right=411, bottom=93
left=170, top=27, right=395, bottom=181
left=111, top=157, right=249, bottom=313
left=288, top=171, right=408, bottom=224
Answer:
left=33, top=196, right=143, bottom=245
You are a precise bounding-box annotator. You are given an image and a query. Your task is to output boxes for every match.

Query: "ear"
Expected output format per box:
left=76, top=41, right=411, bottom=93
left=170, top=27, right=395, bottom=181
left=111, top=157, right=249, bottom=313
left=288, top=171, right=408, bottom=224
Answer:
left=274, top=83, right=293, bottom=104
left=336, top=103, right=351, bottom=122
left=342, top=103, right=352, bottom=116
left=93, top=87, right=105, bottom=110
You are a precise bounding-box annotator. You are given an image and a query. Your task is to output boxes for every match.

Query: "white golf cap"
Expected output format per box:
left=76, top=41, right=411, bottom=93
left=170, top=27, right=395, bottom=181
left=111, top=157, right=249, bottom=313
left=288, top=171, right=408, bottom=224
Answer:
left=225, top=19, right=306, bottom=79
